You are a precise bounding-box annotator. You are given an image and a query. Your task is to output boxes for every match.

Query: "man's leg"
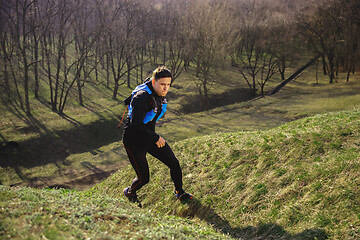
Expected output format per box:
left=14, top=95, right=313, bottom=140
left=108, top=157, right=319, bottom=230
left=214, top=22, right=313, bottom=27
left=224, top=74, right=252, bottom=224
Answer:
left=148, top=142, right=183, bottom=192
left=123, top=143, right=150, bottom=193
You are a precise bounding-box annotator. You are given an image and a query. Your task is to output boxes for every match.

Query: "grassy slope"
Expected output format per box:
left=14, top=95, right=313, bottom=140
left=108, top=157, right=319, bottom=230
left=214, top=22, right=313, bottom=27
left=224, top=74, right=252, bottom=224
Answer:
left=92, top=107, right=360, bottom=239
left=0, top=103, right=359, bottom=239
left=0, top=185, right=232, bottom=239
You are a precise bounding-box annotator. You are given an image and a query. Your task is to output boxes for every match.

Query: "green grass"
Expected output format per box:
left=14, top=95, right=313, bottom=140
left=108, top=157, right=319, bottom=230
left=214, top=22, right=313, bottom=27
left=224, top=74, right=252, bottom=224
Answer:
left=1, top=103, right=359, bottom=239
left=0, top=185, right=232, bottom=239
left=91, top=107, right=360, bottom=239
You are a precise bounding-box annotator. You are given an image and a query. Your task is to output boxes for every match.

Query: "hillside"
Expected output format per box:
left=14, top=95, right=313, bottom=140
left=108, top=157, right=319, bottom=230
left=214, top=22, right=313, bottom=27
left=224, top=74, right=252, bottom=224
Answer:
left=91, top=107, right=360, bottom=239
left=0, top=185, right=232, bottom=239
left=1, top=107, right=359, bottom=239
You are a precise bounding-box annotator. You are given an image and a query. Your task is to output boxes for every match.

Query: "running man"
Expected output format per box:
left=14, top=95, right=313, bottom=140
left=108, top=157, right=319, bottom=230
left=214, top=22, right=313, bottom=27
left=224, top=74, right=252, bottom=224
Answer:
left=122, top=66, right=193, bottom=205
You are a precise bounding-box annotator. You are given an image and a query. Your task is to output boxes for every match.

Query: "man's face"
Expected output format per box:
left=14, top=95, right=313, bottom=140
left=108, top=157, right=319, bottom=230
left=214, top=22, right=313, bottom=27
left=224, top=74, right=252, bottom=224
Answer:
left=152, top=77, right=171, bottom=97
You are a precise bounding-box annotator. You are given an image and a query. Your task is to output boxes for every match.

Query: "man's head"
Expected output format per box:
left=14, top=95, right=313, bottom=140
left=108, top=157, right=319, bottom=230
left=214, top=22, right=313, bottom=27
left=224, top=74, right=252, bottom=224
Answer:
left=151, top=66, right=172, bottom=97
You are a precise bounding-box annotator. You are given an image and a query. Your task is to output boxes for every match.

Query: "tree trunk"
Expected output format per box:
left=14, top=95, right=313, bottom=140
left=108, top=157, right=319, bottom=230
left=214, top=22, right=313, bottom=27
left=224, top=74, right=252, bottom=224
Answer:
left=163, top=41, right=166, bottom=65
left=203, top=73, right=209, bottom=111
left=346, top=65, right=352, bottom=82
left=127, top=55, right=132, bottom=88
left=315, top=59, right=319, bottom=84
left=95, top=46, right=99, bottom=83
left=44, top=35, right=55, bottom=111
left=23, top=51, right=31, bottom=115
left=2, top=50, right=10, bottom=97
left=113, top=79, right=119, bottom=99
left=328, top=57, right=335, bottom=84
left=198, top=87, right=203, bottom=112
left=279, top=57, right=286, bottom=80
left=322, top=55, right=327, bottom=75
left=77, top=76, right=84, bottom=106
left=140, top=48, right=144, bottom=81
left=106, top=52, right=110, bottom=88
left=268, top=55, right=320, bottom=95
left=22, top=10, right=31, bottom=115
left=53, top=36, right=63, bottom=111
left=260, top=84, right=265, bottom=96
left=33, top=36, right=40, bottom=99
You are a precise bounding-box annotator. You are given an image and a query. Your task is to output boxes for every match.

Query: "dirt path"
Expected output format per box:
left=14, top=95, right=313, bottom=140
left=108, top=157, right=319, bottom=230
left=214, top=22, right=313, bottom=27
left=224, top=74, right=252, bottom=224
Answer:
left=19, top=162, right=127, bottom=191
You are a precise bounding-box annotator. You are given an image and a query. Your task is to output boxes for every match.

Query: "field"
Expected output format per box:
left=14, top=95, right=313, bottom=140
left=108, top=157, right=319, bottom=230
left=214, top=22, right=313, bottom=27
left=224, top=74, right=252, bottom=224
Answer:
left=1, top=62, right=360, bottom=239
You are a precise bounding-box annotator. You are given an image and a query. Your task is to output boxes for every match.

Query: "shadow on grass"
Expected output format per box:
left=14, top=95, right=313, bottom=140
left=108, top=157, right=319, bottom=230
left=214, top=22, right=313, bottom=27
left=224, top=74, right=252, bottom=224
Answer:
left=178, top=198, right=328, bottom=240
left=179, top=87, right=256, bottom=114
left=0, top=95, right=123, bottom=188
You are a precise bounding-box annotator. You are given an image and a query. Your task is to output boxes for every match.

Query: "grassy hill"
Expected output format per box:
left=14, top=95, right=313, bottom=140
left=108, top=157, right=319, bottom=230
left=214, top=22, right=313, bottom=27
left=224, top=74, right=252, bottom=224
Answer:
left=1, top=107, right=359, bottom=239
left=0, top=185, right=234, bottom=239
left=90, top=107, right=360, bottom=239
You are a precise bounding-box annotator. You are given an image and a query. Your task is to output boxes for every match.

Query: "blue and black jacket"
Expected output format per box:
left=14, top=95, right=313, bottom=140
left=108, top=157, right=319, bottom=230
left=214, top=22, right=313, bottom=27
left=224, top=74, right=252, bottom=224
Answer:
left=123, top=80, right=167, bottom=143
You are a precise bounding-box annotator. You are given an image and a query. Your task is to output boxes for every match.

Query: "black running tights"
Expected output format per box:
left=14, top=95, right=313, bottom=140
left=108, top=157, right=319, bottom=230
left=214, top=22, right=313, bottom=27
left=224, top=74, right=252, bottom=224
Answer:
left=123, top=141, right=183, bottom=194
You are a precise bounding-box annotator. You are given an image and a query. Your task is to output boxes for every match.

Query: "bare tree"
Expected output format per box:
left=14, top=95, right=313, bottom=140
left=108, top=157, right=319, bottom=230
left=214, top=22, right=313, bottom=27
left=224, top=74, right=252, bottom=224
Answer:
left=232, top=0, right=280, bottom=96
left=39, top=0, right=99, bottom=114
left=137, top=0, right=189, bottom=84
left=0, top=0, right=37, bottom=115
left=183, top=0, right=234, bottom=110
left=42, top=0, right=78, bottom=112
left=270, top=18, right=298, bottom=81
left=39, top=0, right=57, bottom=110
left=297, top=0, right=344, bottom=84
left=340, top=0, right=360, bottom=82
left=0, top=2, right=13, bottom=98
left=70, top=0, right=103, bottom=108
left=27, top=0, right=42, bottom=99
left=98, top=0, right=148, bottom=98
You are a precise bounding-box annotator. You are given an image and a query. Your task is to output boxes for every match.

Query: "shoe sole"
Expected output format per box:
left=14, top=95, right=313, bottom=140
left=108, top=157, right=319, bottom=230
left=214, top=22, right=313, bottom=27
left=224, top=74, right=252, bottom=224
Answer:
left=124, top=187, right=137, bottom=202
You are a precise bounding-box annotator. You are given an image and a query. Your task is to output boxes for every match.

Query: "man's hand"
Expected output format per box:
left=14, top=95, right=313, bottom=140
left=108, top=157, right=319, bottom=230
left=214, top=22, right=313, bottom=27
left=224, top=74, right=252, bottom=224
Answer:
left=156, top=136, right=166, bottom=148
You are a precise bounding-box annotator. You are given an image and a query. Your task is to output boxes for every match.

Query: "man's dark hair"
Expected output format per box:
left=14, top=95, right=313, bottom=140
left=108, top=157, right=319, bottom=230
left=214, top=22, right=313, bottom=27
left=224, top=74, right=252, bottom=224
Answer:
left=152, top=66, right=172, bottom=80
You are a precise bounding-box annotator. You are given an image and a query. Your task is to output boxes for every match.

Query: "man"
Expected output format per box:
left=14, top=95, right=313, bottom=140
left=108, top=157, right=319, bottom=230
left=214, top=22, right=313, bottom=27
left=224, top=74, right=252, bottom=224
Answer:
left=122, top=66, right=193, bottom=205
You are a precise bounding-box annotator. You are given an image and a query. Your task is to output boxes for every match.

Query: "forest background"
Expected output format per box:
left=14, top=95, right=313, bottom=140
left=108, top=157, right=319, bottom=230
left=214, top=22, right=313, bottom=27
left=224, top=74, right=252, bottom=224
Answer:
left=1, top=0, right=359, bottom=116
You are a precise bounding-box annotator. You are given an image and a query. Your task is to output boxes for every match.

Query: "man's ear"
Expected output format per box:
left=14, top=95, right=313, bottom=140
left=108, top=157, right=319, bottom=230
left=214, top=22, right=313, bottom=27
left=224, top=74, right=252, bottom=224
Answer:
left=152, top=78, right=155, bottom=85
